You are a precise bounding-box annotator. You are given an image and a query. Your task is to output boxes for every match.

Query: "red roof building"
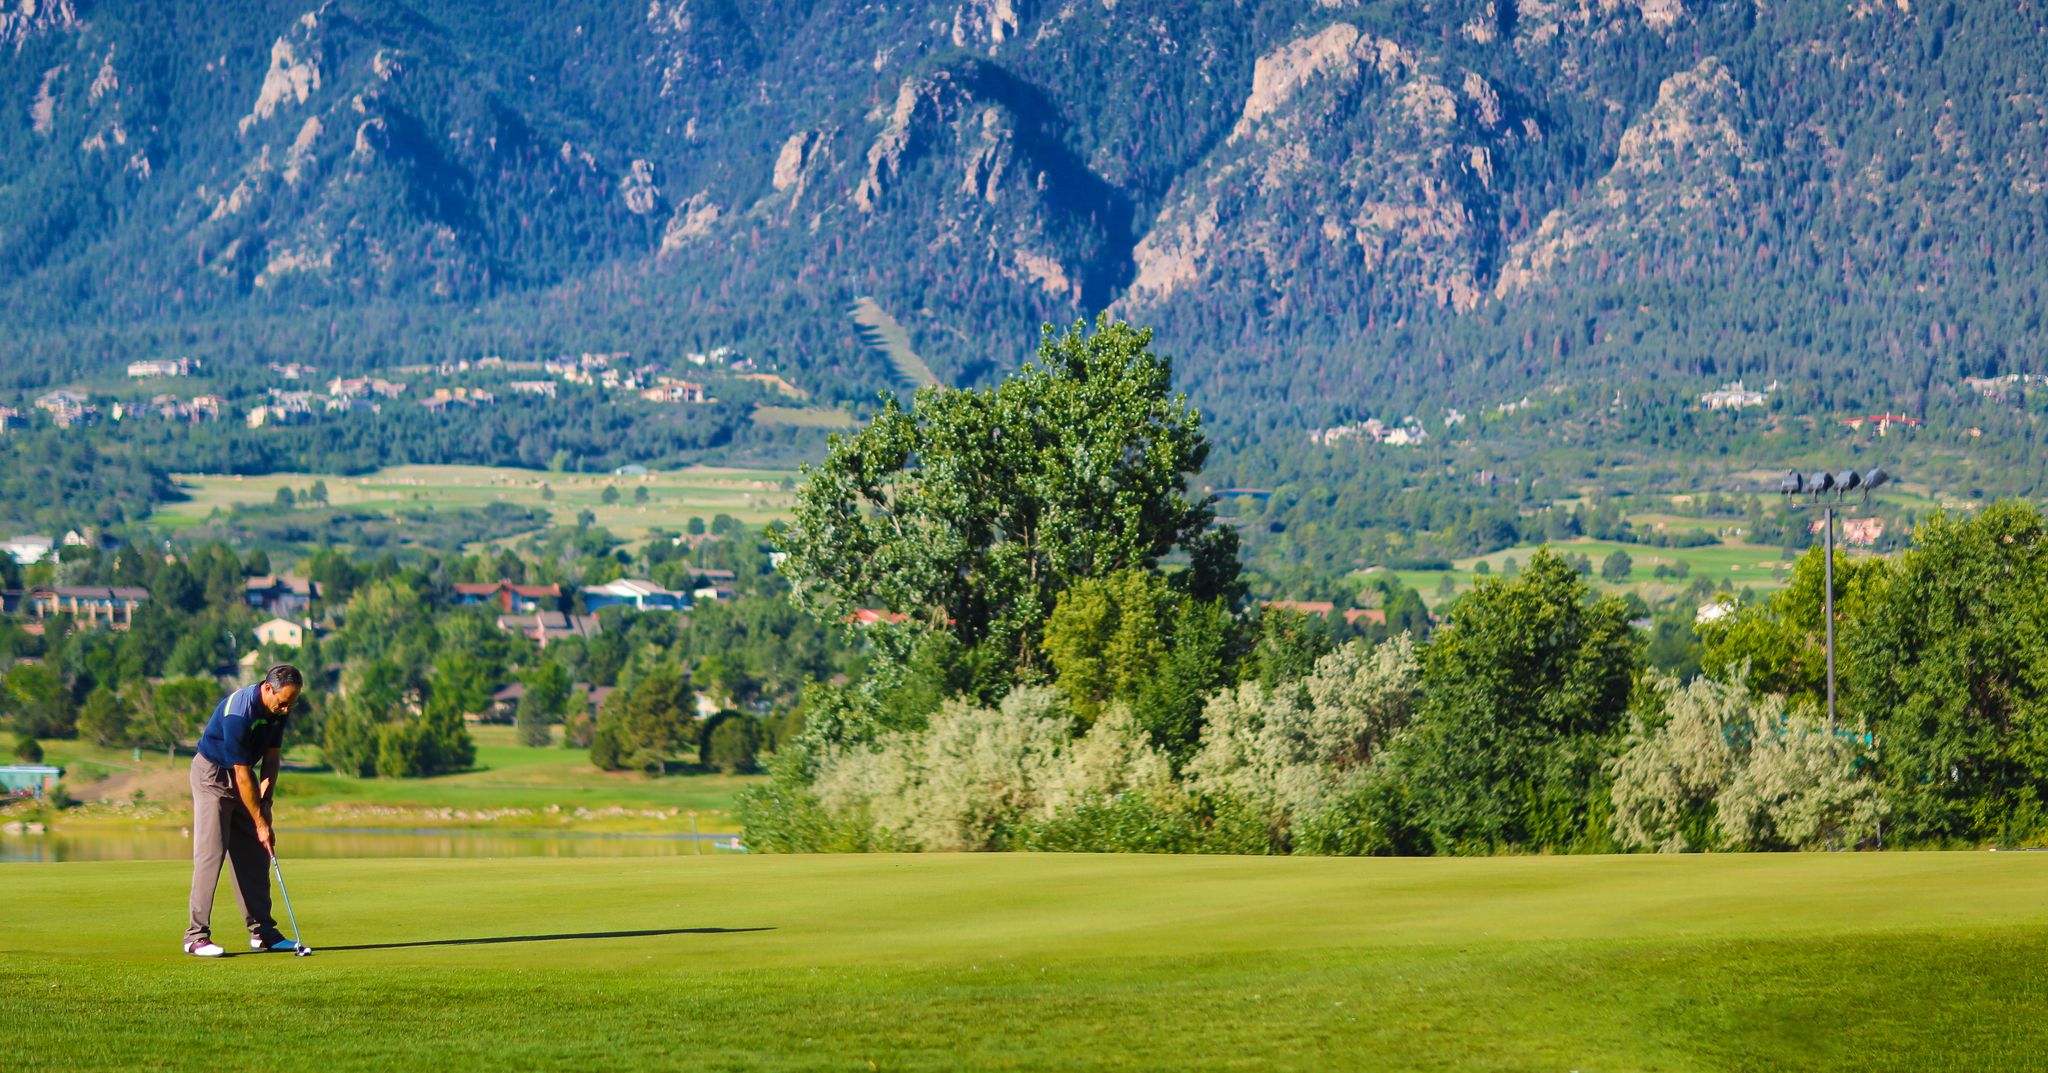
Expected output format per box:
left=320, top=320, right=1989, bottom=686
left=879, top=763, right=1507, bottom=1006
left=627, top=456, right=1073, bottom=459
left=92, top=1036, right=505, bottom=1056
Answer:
left=455, top=580, right=562, bottom=613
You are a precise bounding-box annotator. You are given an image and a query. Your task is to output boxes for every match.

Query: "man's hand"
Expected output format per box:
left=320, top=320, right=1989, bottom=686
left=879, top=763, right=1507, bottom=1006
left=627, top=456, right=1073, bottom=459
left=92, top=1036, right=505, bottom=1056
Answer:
left=255, top=821, right=277, bottom=857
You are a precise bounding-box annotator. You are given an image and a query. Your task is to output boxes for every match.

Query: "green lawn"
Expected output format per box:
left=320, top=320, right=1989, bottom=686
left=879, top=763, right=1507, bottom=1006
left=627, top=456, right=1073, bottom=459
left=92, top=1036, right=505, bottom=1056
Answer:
left=751, top=404, right=861, bottom=430
left=147, top=463, right=799, bottom=540
left=9, top=727, right=761, bottom=833
left=4, top=852, right=2045, bottom=1070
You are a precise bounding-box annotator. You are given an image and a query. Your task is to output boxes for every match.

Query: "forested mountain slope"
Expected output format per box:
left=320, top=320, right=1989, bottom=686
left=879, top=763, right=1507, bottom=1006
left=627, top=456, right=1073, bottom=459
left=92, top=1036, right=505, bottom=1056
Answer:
left=4, top=0, right=2044, bottom=445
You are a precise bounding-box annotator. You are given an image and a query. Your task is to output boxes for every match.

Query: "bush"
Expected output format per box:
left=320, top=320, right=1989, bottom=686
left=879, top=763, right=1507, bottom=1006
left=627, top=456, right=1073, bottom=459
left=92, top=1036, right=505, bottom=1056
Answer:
left=13, top=736, right=43, bottom=763
left=733, top=753, right=895, bottom=853
left=1014, top=790, right=1275, bottom=854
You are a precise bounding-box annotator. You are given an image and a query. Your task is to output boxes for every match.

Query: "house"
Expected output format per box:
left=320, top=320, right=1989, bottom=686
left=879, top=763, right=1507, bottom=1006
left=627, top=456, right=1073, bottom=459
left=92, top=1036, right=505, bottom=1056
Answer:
left=34, top=390, right=98, bottom=429
left=1841, top=517, right=1886, bottom=547
left=26, top=586, right=150, bottom=628
left=326, top=377, right=408, bottom=400
left=268, top=362, right=317, bottom=379
left=0, top=407, right=26, bottom=432
left=0, top=590, right=22, bottom=615
left=641, top=380, right=708, bottom=404
left=494, top=611, right=601, bottom=645
left=127, top=358, right=195, bottom=379
left=455, top=580, right=561, bottom=613
left=692, top=584, right=737, bottom=603
left=1695, top=601, right=1738, bottom=626
left=1343, top=608, right=1388, bottom=628
left=486, top=683, right=524, bottom=723
left=688, top=568, right=737, bottom=587
left=847, top=609, right=912, bottom=627
left=507, top=380, right=557, bottom=399
left=581, top=578, right=689, bottom=613
left=421, top=387, right=496, bottom=412
left=253, top=618, right=311, bottom=648
left=246, top=576, right=319, bottom=616
left=0, top=764, right=64, bottom=801
left=1699, top=381, right=1770, bottom=410
left=4, top=535, right=55, bottom=565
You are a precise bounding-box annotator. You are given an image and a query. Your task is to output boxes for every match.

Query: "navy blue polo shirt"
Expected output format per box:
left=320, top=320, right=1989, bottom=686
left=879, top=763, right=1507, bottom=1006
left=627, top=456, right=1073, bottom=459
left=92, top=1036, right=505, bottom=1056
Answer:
left=196, top=684, right=290, bottom=768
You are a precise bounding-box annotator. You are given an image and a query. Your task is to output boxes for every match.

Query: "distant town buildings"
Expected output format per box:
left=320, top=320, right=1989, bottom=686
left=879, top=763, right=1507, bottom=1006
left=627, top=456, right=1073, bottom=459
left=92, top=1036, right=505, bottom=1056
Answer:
left=1699, top=380, right=1776, bottom=410
left=1810, top=517, right=1886, bottom=546
left=581, top=578, right=689, bottom=613
left=421, top=387, right=497, bottom=412
left=454, top=581, right=561, bottom=614
left=0, top=408, right=25, bottom=432
left=127, top=358, right=196, bottom=379
left=268, top=362, right=317, bottom=380
left=1962, top=373, right=2048, bottom=402
left=642, top=380, right=709, bottom=404
left=121, top=393, right=224, bottom=423
left=3, top=535, right=55, bottom=565
left=34, top=390, right=97, bottom=429
left=496, top=611, right=601, bottom=645
left=508, top=380, right=558, bottom=399
left=246, top=576, right=320, bottom=617
left=327, top=377, right=408, bottom=400
left=1310, top=417, right=1427, bottom=447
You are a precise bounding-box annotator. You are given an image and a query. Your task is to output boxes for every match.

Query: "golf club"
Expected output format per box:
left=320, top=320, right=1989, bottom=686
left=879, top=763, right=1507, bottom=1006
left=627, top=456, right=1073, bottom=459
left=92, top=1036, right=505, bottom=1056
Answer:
left=270, top=853, right=314, bottom=957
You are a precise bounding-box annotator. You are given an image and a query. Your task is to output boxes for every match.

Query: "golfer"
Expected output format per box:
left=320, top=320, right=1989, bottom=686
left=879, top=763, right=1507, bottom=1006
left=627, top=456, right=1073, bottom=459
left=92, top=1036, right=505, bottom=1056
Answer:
left=183, top=664, right=304, bottom=957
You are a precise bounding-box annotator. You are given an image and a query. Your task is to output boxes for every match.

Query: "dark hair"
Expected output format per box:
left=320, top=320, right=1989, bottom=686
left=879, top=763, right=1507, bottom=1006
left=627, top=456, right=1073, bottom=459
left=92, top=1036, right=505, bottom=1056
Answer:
left=265, top=664, right=304, bottom=691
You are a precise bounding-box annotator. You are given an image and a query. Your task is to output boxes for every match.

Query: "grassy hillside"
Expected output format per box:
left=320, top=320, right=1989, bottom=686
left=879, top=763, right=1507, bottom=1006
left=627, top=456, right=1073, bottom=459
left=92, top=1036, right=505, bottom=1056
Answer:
left=5, top=852, right=2046, bottom=1071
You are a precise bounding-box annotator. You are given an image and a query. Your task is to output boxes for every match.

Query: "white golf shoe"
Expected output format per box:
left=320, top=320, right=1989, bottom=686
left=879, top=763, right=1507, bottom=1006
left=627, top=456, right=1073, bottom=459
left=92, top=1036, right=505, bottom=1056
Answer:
left=183, top=940, right=225, bottom=958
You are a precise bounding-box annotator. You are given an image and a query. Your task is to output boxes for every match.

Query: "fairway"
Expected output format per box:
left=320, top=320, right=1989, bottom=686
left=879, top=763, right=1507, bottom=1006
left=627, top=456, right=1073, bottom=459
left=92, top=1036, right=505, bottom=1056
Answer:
left=5, top=852, right=2046, bottom=1071
left=148, top=463, right=799, bottom=540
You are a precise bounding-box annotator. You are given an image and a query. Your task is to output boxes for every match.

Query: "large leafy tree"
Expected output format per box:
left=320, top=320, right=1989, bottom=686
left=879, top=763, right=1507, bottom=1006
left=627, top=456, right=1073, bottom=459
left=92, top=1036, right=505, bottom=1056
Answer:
left=781, top=317, right=1239, bottom=679
left=1849, top=502, right=2048, bottom=844
left=1395, top=548, right=1640, bottom=853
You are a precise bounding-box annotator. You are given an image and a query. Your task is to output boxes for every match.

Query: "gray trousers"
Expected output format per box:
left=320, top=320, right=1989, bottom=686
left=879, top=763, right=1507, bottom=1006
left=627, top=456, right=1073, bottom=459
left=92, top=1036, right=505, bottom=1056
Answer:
left=185, top=754, right=277, bottom=946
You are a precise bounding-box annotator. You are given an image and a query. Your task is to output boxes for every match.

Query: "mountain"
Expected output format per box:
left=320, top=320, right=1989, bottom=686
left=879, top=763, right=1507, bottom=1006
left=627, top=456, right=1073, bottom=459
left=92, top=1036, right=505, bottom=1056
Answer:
left=5, top=0, right=2047, bottom=444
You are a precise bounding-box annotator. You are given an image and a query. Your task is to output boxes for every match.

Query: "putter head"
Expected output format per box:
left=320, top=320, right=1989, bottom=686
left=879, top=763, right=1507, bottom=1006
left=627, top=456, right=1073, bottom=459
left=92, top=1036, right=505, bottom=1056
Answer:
left=295, top=946, right=313, bottom=957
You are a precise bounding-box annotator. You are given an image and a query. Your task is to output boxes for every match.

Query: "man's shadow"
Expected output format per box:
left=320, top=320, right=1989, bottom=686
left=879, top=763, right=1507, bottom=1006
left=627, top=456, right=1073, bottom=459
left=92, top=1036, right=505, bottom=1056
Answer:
left=304, top=927, right=772, bottom=953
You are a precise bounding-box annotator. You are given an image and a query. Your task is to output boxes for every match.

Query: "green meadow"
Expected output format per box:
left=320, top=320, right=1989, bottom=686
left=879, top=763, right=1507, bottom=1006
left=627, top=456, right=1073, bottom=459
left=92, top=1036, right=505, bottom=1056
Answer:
left=851, top=296, right=943, bottom=390
left=1375, top=536, right=1819, bottom=606
left=4, top=852, right=2045, bottom=1071
left=147, top=464, right=799, bottom=540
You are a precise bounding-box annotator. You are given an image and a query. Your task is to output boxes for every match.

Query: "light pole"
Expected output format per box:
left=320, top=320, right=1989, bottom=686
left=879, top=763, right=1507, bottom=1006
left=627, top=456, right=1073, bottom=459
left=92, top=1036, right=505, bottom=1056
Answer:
left=1776, top=466, right=1890, bottom=732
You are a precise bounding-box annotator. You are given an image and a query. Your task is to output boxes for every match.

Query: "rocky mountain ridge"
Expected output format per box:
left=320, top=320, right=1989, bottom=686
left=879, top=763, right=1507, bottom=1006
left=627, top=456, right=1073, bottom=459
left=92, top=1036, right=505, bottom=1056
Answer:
left=4, top=0, right=2044, bottom=436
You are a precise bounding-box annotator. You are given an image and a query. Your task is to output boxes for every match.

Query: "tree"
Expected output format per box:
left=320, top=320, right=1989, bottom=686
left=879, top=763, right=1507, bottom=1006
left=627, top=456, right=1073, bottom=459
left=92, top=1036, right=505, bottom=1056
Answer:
left=309, top=480, right=330, bottom=506
left=12, top=736, right=42, bottom=763
left=77, top=686, right=132, bottom=746
left=1600, top=550, right=1633, bottom=581
left=135, top=678, right=221, bottom=757
left=1393, top=549, right=1640, bottom=853
left=602, top=485, right=621, bottom=505
left=1848, top=503, right=2048, bottom=844
left=2, top=662, right=74, bottom=739
left=704, top=714, right=766, bottom=773
left=1042, top=570, right=1170, bottom=724
left=591, top=668, right=695, bottom=773
left=517, top=661, right=571, bottom=747
left=782, top=317, right=1238, bottom=683
left=275, top=486, right=297, bottom=510
left=633, top=485, right=650, bottom=505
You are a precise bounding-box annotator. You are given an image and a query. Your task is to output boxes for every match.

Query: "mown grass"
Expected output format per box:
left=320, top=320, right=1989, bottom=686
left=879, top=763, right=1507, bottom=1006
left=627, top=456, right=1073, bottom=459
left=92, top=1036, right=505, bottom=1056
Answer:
left=9, top=727, right=760, bottom=833
left=147, top=463, right=799, bottom=539
left=3, top=852, right=2045, bottom=1071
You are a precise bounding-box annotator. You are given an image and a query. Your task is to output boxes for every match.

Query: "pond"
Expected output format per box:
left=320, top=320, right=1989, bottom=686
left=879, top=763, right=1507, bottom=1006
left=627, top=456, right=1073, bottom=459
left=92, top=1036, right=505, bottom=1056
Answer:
left=0, top=828, right=745, bottom=863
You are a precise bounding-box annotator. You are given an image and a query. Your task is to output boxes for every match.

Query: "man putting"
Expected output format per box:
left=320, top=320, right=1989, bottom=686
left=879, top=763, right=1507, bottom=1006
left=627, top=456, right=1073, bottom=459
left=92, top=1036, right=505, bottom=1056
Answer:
left=183, top=664, right=304, bottom=958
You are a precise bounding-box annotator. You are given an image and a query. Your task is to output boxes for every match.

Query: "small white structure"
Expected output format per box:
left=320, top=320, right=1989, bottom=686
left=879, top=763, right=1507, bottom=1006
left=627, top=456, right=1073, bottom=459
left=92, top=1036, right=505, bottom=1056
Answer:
left=3, top=535, right=55, bottom=565
left=1695, top=601, right=1738, bottom=626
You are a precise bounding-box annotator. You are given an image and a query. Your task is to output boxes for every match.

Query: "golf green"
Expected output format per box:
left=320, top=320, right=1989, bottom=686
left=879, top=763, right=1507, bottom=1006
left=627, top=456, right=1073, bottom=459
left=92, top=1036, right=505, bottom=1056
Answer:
left=4, top=852, right=2045, bottom=1071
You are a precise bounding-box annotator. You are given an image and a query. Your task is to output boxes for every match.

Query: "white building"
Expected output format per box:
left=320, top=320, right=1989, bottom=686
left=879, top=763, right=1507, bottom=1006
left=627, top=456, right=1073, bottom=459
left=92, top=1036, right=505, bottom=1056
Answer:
left=127, top=358, right=195, bottom=379
left=4, top=535, right=55, bottom=565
